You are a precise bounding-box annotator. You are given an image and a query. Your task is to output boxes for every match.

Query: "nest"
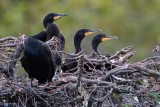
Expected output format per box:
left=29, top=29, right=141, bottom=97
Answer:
left=0, top=35, right=160, bottom=107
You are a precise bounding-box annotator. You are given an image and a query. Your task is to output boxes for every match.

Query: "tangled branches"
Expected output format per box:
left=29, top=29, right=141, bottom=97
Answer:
left=0, top=35, right=160, bottom=107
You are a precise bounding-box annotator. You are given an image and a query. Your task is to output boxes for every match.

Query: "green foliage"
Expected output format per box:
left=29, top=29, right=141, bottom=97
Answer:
left=0, top=0, right=159, bottom=61
left=149, top=91, right=160, bottom=103
left=112, top=92, right=121, bottom=101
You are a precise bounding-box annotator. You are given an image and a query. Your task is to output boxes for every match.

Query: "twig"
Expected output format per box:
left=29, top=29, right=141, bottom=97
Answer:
left=75, top=55, right=84, bottom=89
left=0, top=44, right=18, bottom=47
left=0, top=37, right=17, bottom=43
left=63, top=49, right=85, bottom=57
left=110, top=46, right=134, bottom=60
left=131, top=64, right=160, bottom=76
left=153, top=45, right=160, bottom=55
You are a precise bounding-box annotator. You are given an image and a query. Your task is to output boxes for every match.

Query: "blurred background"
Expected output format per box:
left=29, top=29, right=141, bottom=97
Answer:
left=0, top=0, right=159, bottom=61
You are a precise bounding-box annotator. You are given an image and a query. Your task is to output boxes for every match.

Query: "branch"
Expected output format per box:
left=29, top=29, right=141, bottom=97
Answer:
left=131, top=64, right=160, bottom=76
left=50, top=75, right=113, bottom=87
left=153, top=45, right=160, bottom=55
left=110, top=46, right=134, bottom=60
left=75, top=55, right=84, bottom=89
left=0, top=37, right=17, bottom=43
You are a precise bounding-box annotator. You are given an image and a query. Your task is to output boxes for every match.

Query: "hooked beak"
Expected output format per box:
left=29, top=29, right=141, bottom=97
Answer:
left=53, top=13, right=68, bottom=21
left=101, top=35, right=118, bottom=42
left=85, top=29, right=102, bottom=36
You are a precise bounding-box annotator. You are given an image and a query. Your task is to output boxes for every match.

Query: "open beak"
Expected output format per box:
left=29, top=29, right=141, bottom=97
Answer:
left=54, top=13, right=68, bottom=20
left=85, top=29, right=102, bottom=36
left=101, top=35, right=118, bottom=42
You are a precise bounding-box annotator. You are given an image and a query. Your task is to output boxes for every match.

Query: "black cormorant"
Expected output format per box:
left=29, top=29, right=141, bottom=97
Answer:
left=43, top=13, right=67, bottom=78
left=29, top=13, right=67, bottom=43
left=21, top=31, right=55, bottom=87
left=91, top=34, right=118, bottom=71
left=43, top=13, right=67, bottom=42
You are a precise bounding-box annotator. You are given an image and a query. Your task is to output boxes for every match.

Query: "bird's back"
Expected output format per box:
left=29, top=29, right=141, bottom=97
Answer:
left=21, top=37, right=55, bottom=83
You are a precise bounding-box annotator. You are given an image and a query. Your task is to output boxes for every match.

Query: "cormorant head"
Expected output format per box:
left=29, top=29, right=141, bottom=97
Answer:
left=75, top=28, right=101, bottom=38
left=74, top=28, right=101, bottom=54
left=92, top=34, right=118, bottom=52
left=43, top=13, right=68, bottom=28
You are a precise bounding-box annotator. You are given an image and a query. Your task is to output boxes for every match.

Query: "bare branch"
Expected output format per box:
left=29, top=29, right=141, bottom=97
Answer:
left=0, top=37, right=17, bottom=42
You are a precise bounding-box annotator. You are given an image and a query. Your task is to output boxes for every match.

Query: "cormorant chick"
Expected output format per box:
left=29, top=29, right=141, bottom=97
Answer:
left=21, top=31, right=55, bottom=87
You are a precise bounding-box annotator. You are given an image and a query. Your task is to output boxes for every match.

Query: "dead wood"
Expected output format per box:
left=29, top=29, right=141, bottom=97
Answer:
left=0, top=35, right=160, bottom=107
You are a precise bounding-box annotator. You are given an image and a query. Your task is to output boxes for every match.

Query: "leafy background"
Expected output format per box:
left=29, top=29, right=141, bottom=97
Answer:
left=0, top=0, right=159, bottom=61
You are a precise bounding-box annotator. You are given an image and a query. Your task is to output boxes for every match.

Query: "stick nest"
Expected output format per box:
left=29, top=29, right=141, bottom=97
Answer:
left=0, top=35, right=160, bottom=107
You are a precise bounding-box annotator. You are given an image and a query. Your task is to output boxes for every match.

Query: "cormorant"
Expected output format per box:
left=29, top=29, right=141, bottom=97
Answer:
left=43, top=13, right=67, bottom=78
left=43, top=13, right=67, bottom=42
left=29, top=13, right=67, bottom=43
left=91, top=34, right=118, bottom=71
left=20, top=31, right=55, bottom=87
left=92, top=34, right=118, bottom=54
left=61, top=28, right=101, bottom=73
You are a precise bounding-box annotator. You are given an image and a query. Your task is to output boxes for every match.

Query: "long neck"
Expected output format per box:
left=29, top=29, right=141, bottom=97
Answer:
left=74, top=34, right=84, bottom=54
left=92, top=40, right=101, bottom=53
left=43, top=18, right=52, bottom=28
left=45, top=23, right=60, bottom=40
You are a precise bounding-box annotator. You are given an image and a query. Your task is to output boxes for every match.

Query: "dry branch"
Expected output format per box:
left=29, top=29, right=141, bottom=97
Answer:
left=0, top=36, right=160, bottom=106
